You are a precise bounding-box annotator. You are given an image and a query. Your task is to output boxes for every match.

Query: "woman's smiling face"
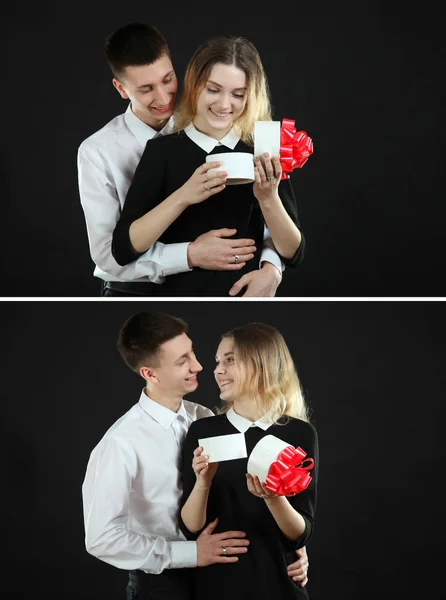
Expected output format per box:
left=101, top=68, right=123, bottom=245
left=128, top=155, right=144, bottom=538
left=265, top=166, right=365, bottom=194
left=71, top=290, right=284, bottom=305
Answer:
left=194, top=62, right=247, bottom=139
left=214, top=336, right=240, bottom=402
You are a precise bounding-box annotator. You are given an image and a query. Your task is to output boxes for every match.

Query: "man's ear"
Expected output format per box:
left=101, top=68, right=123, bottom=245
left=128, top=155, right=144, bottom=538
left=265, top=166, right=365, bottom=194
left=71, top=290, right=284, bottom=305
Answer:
left=140, top=365, right=158, bottom=384
left=112, top=78, right=130, bottom=100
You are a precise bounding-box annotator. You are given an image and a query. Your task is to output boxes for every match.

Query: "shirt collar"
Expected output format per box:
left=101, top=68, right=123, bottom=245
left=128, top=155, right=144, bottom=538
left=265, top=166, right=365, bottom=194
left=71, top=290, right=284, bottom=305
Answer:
left=226, top=406, right=276, bottom=433
left=138, top=389, right=188, bottom=430
left=184, top=122, right=240, bottom=153
left=124, top=104, right=174, bottom=148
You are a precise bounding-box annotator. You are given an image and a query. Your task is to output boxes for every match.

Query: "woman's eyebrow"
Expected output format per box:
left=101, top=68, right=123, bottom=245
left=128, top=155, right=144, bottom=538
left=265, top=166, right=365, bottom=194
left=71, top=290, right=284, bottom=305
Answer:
left=207, top=80, right=247, bottom=91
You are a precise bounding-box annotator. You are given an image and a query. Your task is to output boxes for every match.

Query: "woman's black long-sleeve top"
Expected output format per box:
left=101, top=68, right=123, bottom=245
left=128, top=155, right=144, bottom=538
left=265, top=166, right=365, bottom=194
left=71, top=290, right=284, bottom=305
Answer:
left=112, top=131, right=305, bottom=296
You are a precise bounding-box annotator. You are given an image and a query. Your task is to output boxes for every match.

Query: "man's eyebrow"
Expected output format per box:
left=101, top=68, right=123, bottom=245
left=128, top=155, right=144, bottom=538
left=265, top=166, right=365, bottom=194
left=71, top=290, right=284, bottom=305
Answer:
left=207, top=80, right=247, bottom=91
left=175, top=347, right=194, bottom=363
left=174, top=352, right=188, bottom=363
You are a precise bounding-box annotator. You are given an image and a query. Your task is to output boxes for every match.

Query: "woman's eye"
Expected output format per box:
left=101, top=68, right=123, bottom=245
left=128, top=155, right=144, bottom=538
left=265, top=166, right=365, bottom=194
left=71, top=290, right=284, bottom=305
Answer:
left=208, top=88, right=218, bottom=94
left=233, top=94, right=244, bottom=99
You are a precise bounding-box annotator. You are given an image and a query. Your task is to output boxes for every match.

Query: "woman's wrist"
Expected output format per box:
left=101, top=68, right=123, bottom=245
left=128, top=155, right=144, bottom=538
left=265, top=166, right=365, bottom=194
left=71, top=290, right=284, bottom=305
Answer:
left=256, top=192, right=282, bottom=209
left=173, top=185, right=193, bottom=210
left=264, top=494, right=283, bottom=507
left=194, top=479, right=212, bottom=492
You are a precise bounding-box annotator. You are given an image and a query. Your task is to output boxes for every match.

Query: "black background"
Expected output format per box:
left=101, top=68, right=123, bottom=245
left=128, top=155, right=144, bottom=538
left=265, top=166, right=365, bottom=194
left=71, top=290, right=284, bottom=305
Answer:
left=2, top=300, right=445, bottom=599
left=1, top=4, right=445, bottom=297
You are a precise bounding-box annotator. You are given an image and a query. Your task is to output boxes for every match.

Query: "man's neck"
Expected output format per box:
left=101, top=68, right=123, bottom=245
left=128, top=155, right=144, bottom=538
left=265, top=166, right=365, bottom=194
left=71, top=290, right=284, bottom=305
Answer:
left=144, top=387, right=182, bottom=413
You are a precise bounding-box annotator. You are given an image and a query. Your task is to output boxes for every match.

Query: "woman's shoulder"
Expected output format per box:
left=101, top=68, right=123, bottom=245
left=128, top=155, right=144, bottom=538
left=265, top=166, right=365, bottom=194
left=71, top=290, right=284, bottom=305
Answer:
left=278, top=416, right=318, bottom=438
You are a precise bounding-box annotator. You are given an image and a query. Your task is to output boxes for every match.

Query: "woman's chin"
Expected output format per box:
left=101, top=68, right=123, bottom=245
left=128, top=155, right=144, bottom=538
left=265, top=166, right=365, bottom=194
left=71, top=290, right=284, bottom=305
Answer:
left=219, top=390, right=231, bottom=402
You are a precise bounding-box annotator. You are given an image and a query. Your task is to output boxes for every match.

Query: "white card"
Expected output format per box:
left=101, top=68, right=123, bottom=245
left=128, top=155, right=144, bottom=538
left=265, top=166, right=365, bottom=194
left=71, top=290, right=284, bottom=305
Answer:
left=198, top=433, right=247, bottom=463
left=254, top=121, right=281, bottom=158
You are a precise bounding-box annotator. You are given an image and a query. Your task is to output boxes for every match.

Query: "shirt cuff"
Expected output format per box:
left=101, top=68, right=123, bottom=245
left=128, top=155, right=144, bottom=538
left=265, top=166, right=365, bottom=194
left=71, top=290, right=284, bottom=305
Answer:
left=157, top=242, right=193, bottom=277
left=259, top=247, right=284, bottom=274
left=170, top=540, right=198, bottom=569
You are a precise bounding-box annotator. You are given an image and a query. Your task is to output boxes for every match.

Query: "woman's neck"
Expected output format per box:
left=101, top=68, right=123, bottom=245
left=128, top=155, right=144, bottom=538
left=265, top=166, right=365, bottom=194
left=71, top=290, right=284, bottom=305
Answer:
left=232, top=399, right=262, bottom=423
left=192, top=119, right=232, bottom=141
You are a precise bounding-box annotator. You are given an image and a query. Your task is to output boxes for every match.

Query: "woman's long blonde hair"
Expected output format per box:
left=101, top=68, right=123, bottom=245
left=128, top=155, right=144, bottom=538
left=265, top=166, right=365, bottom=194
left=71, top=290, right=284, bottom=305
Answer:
left=173, top=35, right=272, bottom=145
left=216, top=323, right=309, bottom=424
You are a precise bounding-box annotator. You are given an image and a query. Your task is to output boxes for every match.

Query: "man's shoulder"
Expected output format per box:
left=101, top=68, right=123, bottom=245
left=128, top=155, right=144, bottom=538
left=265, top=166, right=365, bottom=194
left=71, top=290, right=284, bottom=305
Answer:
left=78, top=112, right=129, bottom=155
left=145, top=130, right=184, bottom=149
left=94, top=403, right=142, bottom=446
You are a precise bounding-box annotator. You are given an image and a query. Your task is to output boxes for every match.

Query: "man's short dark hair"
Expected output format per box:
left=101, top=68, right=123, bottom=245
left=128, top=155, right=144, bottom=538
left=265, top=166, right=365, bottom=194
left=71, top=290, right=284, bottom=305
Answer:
left=105, top=23, right=170, bottom=80
left=117, top=312, right=188, bottom=372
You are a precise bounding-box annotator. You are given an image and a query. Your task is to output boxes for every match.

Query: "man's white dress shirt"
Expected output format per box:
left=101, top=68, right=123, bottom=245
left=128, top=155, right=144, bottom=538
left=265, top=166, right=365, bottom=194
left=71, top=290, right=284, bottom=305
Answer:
left=78, top=104, right=283, bottom=284
left=82, top=390, right=214, bottom=573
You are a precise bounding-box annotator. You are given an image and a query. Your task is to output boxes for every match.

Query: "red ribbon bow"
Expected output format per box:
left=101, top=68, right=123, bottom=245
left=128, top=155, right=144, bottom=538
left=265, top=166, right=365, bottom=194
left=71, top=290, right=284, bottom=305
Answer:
left=264, top=445, right=314, bottom=496
left=280, top=118, right=314, bottom=180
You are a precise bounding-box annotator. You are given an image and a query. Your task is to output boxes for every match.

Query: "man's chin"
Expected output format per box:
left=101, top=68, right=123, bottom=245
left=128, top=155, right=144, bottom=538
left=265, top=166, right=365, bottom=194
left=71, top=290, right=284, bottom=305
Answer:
left=184, top=379, right=198, bottom=393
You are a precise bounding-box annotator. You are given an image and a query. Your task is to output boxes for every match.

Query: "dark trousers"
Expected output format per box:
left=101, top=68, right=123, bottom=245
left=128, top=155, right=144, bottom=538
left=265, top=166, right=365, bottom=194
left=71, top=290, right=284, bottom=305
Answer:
left=130, top=568, right=194, bottom=600
left=100, top=281, right=158, bottom=297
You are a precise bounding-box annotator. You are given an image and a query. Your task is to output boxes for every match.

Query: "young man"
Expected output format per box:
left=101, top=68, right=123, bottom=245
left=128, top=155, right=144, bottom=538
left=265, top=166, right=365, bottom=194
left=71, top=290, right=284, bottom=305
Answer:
left=77, top=24, right=284, bottom=297
left=82, top=312, right=309, bottom=600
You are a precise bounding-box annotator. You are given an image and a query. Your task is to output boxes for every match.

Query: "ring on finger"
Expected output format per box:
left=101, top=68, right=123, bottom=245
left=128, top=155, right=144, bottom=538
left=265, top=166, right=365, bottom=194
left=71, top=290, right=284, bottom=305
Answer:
left=221, top=546, right=228, bottom=555
left=234, top=255, right=240, bottom=264
left=266, top=176, right=275, bottom=181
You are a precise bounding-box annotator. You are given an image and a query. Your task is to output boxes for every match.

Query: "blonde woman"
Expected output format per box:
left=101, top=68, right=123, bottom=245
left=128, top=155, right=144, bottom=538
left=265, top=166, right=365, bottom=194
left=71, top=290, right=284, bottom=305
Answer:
left=179, top=323, right=318, bottom=599
left=112, top=36, right=305, bottom=297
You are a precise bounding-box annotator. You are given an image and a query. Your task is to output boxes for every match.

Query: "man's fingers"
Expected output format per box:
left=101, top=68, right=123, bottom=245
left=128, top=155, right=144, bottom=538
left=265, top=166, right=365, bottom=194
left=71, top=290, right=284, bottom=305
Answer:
left=219, top=538, right=250, bottom=549
left=230, top=252, right=254, bottom=263
left=229, top=238, right=256, bottom=248
left=288, top=566, right=305, bottom=577
left=228, top=273, right=252, bottom=296
left=287, top=556, right=308, bottom=571
left=220, top=545, right=248, bottom=555
left=212, top=228, right=238, bottom=238
left=216, top=556, right=239, bottom=563
left=230, top=244, right=257, bottom=255
left=216, top=530, right=247, bottom=541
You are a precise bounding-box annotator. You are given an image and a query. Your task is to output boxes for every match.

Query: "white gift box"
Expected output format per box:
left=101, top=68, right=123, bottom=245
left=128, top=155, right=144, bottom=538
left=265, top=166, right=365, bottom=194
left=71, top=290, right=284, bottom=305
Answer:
left=206, top=152, right=255, bottom=185
left=198, top=432, right=248, bottom=463
left=247, top=434, right=292, bottom=482
left=254, top=121, right=281, bottom=159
